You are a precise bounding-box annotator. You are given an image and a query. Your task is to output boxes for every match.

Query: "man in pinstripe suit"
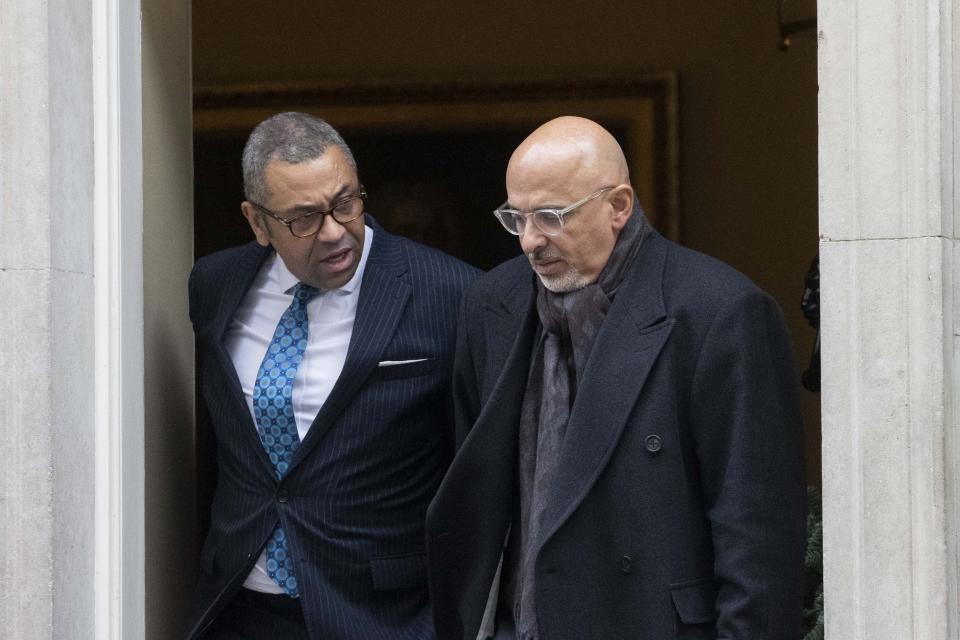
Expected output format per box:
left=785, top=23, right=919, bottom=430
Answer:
left=184, top=112, right=478, bottom=639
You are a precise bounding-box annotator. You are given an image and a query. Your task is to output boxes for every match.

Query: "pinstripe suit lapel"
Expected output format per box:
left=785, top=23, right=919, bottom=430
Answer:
left=209, top=242, right=274, bottom=343
left=290, top=228, right=411, bottom=469
left=207, top=242, right=276, bottom=477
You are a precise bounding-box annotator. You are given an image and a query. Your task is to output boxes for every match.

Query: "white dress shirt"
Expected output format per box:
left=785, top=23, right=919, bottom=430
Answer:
left=224, top=226, right=373, bottom=593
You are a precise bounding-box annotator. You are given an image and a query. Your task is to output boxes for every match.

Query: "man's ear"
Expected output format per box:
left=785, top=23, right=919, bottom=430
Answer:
left=609, top=184, right=635, bottom=231
left=241, top=202, right=272, bottom=247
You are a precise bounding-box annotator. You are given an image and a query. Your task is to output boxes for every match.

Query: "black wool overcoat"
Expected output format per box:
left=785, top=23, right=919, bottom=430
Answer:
left=427, top=230, right=806, bottom=640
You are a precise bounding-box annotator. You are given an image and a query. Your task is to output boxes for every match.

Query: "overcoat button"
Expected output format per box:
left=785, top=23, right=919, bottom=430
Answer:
left=277, top=489, right=290, bottom=503
left=645, top=434, right=662, bottom=453
left=619, top=555, right=633, bottom=573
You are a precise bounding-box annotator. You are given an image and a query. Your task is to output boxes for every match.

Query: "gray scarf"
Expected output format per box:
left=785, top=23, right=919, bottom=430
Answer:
left=506, top=200, right=649, bottom=639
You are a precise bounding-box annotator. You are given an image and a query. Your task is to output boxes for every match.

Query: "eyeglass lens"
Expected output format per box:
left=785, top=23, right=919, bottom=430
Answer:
left=505, top=211, right=562, bottom=236
left=290, top=197, right=363, bottom=237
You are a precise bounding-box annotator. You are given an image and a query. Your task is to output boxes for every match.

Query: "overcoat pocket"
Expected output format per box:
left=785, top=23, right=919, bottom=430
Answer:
left=670, top=577, right=718, bottom=638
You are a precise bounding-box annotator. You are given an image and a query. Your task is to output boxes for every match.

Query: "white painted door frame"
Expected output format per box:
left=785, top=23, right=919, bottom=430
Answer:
left=93, top=0, right=145, bottom=637
left=86, top=0, right=960, bottom=638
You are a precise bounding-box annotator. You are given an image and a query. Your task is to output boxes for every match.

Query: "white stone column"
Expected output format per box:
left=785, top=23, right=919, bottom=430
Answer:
left=819, top=0, right=959, bottom=638
left=1, top=0, right=144, bottom=638
left=1, top=1, right=94, bottom=637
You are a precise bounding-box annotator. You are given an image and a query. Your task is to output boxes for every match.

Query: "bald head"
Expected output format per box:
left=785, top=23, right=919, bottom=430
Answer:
left=503, top=117, right=636, bottom=293
left=506, top=116, right=629, bottom=197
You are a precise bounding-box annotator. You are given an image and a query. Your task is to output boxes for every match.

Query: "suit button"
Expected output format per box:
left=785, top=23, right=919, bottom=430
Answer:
left=644, top=434, right=662, bottom=453
left=619, top=555, right=633, bottom=573
left=277, top=489, right=289, bottom=503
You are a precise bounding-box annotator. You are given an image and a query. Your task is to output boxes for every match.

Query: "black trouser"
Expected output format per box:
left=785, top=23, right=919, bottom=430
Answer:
left=201, top=588, right=309, bottom=640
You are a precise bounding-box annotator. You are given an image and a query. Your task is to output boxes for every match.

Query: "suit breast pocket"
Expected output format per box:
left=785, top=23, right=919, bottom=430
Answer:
left=371, top=358, right=436, bottom=382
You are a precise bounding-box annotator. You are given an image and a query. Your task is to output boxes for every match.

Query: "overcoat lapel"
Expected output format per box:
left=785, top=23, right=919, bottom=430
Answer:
left=480, top=272, right=539, bottom=403
left=435, top=269, right=537, bottom=534
left=289, top=227, right=411, bottom=470
left=534, top=233, right=674, bottom=553
left=464, top=270, right=538, bottom=449
left=205, top=242, right=277, bottom=478
left=431, top=270, right=538, bottom=600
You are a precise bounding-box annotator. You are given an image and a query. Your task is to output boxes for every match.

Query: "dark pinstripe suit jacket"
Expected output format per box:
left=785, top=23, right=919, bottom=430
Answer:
left=184, top=217, right=479, bottom=640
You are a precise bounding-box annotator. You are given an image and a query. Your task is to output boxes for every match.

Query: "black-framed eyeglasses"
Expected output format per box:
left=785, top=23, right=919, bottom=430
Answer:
left=492, top=186, right=614, bottom=237
left=249, top=187, right=367, bottom=238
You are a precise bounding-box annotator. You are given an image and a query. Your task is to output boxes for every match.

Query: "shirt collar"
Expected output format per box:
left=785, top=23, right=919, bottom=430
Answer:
left=267, top=224, right=375, bottom=296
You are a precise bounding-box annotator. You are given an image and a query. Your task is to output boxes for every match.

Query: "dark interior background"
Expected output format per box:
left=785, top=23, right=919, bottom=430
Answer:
left=169, top=3, right=820, bottom=639
left=189, top=0, right=821, bottom=571
left=196, top=124, right=632, bottom=269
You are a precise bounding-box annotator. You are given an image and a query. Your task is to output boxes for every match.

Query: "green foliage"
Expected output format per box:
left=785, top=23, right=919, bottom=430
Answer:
left=802, top=487, right=824, bottom=640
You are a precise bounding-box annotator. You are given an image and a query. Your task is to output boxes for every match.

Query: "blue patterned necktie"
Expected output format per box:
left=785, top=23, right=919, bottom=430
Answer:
left=253, top=282, right=319, bottom=597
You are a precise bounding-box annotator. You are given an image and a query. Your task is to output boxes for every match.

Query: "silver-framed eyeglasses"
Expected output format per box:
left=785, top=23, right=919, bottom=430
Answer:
left=493, top=186, right=614, bottom=237
left=249, top=187, right=367, bottom=238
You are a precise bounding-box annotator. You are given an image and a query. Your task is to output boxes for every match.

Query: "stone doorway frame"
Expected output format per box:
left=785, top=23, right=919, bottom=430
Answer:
left=5, top=0, right=960, bottom=638
left=818, top=0, right=960, bottom=637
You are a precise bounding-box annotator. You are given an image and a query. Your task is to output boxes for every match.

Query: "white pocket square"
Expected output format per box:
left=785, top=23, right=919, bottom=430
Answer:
left=377, top=358, right=430, bottom=367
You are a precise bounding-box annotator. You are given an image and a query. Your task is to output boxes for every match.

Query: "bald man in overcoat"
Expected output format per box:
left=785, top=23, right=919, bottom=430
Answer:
left=426, top=117, right=806, bottom=640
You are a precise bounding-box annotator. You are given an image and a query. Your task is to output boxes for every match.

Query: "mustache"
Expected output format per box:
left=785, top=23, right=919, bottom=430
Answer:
left=317, top=237, right=357, bottom=252
left=527, top=249, right=562, bottom=262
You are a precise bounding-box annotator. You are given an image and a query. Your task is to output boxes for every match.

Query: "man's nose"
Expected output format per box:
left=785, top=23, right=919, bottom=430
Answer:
left=519, top=222, right=547, bottom=254
left=315, top=213, right=345, bottom=243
